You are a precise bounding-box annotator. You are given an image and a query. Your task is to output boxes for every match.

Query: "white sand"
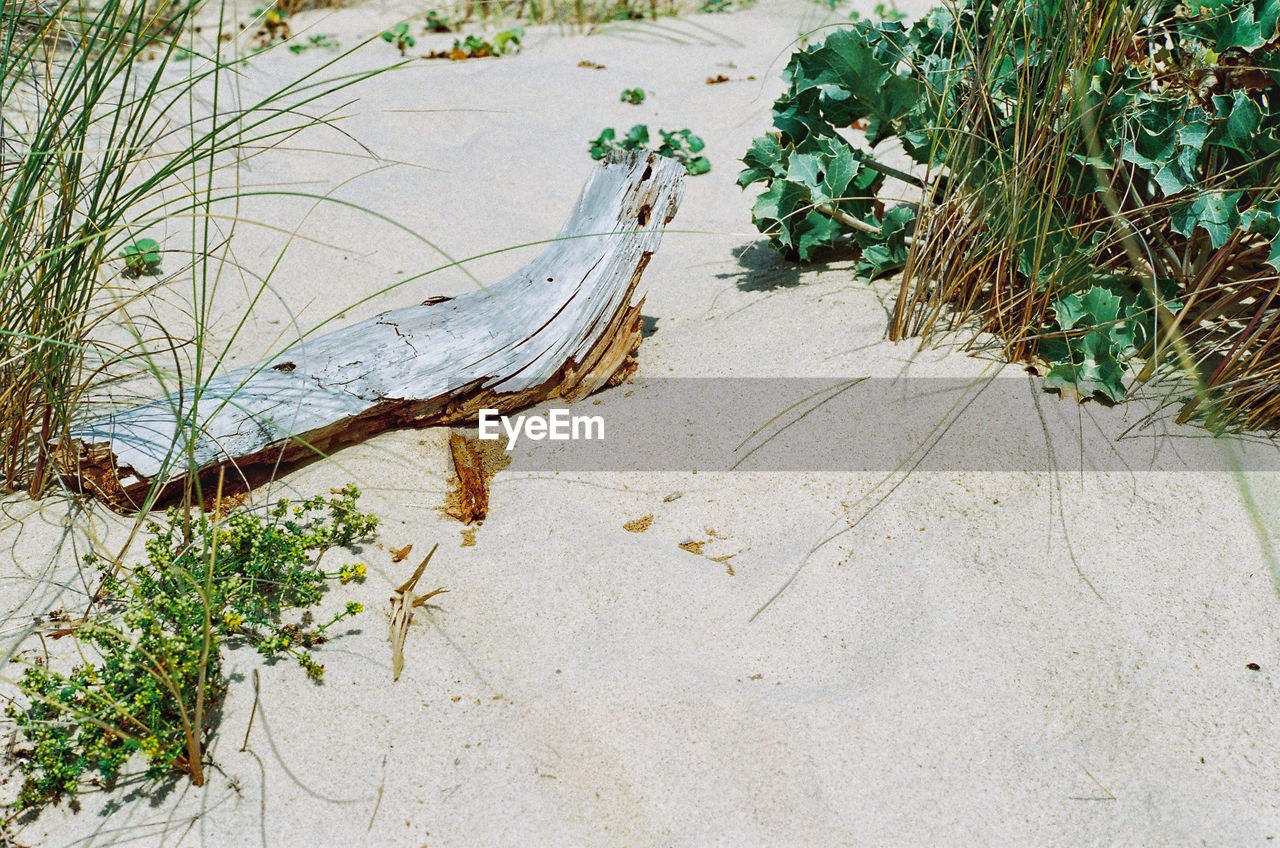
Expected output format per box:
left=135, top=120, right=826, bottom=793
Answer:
left=4, top=1, right=1280, bottom=844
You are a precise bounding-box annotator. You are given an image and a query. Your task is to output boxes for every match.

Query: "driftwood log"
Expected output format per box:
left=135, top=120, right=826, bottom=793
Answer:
left=57, top=151, right=685, bottom=511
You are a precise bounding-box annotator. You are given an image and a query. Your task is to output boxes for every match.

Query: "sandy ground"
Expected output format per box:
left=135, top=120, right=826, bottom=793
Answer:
left=4, top=1, right=1280, bottom=844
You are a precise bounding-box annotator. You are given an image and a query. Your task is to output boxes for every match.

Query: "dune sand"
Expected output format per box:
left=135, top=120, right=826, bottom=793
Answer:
left=4, top=0, right=1280, bottom=844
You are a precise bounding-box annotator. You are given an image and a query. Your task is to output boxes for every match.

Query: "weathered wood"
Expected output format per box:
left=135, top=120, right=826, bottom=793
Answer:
left=445, top=431, right=488, bottom=525
left=56, top=151, right=685, bottom=511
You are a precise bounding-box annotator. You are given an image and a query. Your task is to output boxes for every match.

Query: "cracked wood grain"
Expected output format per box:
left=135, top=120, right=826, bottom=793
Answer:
left=56, top=151, right=685, bottom=511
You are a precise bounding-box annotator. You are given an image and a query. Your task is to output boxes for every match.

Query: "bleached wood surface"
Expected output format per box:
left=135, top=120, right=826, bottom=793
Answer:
left=58, top=150, right=685, bottom=510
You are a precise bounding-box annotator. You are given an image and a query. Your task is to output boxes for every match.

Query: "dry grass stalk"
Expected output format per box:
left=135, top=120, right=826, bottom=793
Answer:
left=388, top=544, right=447, bottom=682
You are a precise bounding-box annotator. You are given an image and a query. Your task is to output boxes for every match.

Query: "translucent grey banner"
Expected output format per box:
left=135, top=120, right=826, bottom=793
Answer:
left=454, top=377, right=1280, bottom=472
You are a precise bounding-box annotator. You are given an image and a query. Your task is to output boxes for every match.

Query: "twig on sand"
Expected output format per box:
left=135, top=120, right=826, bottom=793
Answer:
left=240, top=669, right=260, bottom=752
left=389, top=545, right=448, bottom=681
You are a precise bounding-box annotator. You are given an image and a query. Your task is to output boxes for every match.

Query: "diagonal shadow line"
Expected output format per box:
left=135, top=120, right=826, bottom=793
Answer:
left=731, top=378, right=869, bottom=470
left=749, top=366, right=1003, bottom=623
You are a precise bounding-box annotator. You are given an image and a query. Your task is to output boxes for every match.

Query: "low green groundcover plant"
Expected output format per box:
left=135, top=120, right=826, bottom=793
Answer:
left=740, top=0, right=1280, bottom=421
left=381, top=22, right=416, bottom=54
left=120, top=238, right=160, bottom=277
left=847, top=0, right=906, bottom=22
left=288, top=33, right=340, bottom=53
left=620, top=87, right=645, bottom=105
left=425, top=9, right=456, bottom=31
left=425, top=28, right=524, bottom=59
left=6, top=485, right=377, bottom=811
left=590, top=125, right=711, bottom=175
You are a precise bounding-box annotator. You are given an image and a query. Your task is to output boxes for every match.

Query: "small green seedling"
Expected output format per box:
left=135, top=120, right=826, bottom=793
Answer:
left=588, top=125, right=710, bottom=175
left=848, top=1, right=905, bottom=21
left=288, top=34, right=339, bottom=53
left=452, top=29, right=522, bottom=57
left=456, top=33, right=489, bottom=55
left=588, top=127, right=620, bottom=159
left=657, top=128, right=710, bottom=175
left=121, top=238, right=160, bottom=276
left=589, top=124, right=650, bottom=159
left=620, top=88, right=645, bottom=105
left=382, top=22, right=416, bottom=55
left=425, top=28, right=523, bottom=60
left=425, top=10, right=455, bottom=31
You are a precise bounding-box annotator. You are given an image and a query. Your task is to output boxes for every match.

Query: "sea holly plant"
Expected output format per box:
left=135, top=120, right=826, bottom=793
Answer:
left=1041, top=279, right=1183, bottom=402
left=121, top=238, right=161, bottom=276
left=741, top=0, right=1280, bottom=423
left=381, top=22, right=416, bottom=55
left=590, top=125, right=710, bottom=175
left=6, top=485, right=378, bottom=812
left=739, top=132, right=885, bottom=261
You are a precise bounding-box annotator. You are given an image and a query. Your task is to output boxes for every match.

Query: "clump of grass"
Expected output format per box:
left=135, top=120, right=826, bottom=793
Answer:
left=6, top=484, right=376, bottom=811
left=0, top=0, right=393, bottom=501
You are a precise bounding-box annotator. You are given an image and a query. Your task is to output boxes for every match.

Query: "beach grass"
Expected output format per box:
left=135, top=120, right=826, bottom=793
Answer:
left=0, top=0, right=400, bottom=502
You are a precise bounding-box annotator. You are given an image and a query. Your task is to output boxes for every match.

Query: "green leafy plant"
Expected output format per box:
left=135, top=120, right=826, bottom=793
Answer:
left=589, top=124, right=650, bottom=158
left=1041, top=280, right=1182, bottom=401
left=6, top=485, right=378, bottom=811
left=493, top=26, right=524, bottom=53
left=620, top=87, right=646, bottom=104
left=740, top=0, right=1280, bottom=423
left=657, top=128, right=710, bottom=175
left=848, top=1, right=905, bottom=21
left=381, top=22, right=416, bottom=55
left=120, top=238, right=161, bottom=277
left=458, top=33, right=487, bottom=53
left=288, top=33, right=339, bottom=53
left=589, top=125, right=711, bottom=175
left=425, top=9, right=456, bottom=31
left=699, top=0, right=744, bottom=12
left=425, top=28, right=523, bottom=59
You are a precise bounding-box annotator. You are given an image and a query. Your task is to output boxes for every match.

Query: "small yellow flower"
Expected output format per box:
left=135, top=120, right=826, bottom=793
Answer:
left=339, top=563, right=367, bottom=584
left=223, top=611, right=243, bottom=629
